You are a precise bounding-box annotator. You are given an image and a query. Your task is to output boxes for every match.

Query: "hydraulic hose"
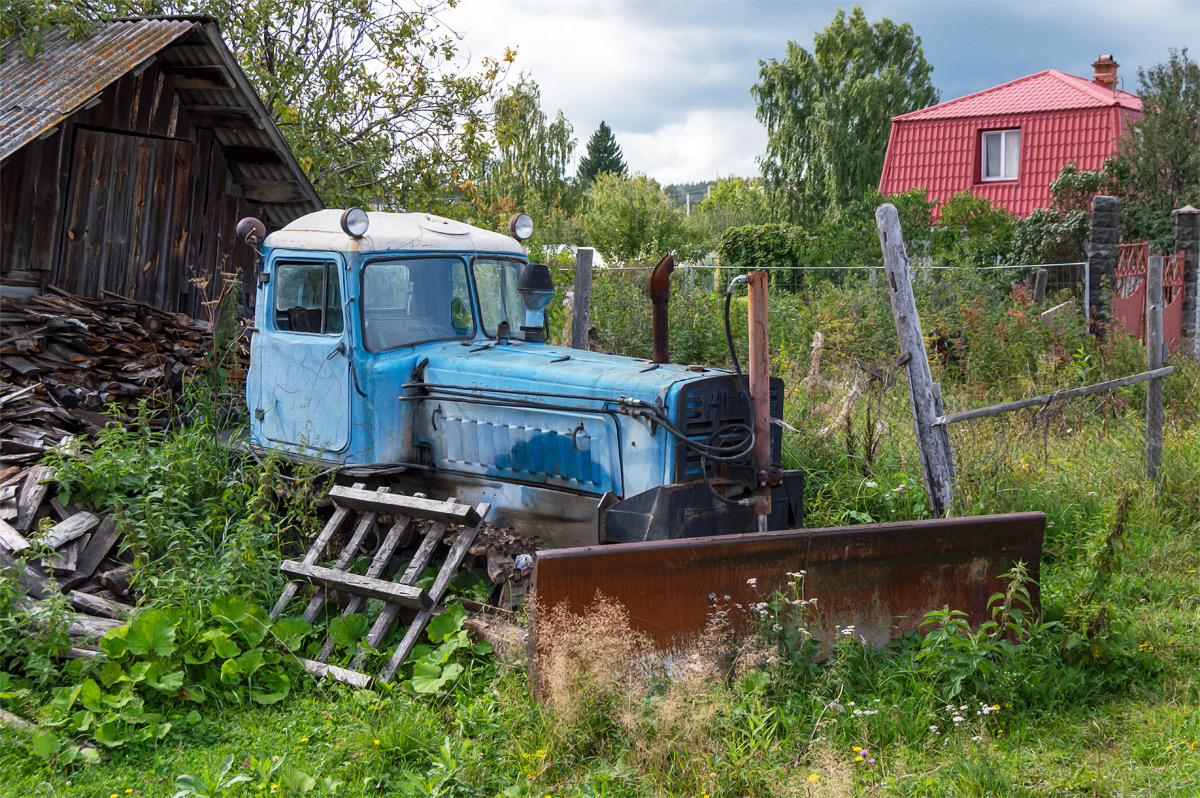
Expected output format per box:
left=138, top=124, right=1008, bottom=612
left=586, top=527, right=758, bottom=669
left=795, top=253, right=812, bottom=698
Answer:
left=724, top=274, right=748, bottom=380
left=723, top=274, right=756, bottom=416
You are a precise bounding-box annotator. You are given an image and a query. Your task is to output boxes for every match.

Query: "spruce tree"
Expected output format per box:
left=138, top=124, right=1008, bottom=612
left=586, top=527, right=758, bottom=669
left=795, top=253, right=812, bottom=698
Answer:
left=578, top=121, right=628, bottom=183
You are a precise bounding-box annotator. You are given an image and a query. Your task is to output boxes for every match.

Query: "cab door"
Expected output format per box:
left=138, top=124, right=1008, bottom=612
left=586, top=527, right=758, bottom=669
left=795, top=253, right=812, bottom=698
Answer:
left=257, top=256, right=351, bottom=454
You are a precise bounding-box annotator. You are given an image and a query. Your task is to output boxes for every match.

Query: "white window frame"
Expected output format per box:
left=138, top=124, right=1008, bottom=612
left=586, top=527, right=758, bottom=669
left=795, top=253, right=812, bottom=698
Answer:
left=981, top=129, right=1021, bottom=182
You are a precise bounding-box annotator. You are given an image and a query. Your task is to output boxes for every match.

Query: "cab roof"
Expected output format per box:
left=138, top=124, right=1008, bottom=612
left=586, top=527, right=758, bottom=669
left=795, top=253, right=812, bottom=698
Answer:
left=264, top=210, right=527, bottom=256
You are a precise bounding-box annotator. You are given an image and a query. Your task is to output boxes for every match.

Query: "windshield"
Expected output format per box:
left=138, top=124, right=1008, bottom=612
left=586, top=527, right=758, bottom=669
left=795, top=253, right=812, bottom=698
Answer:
left=474, top=258, right=527, bottom=338
left=361, top=257, right=474, bottom=351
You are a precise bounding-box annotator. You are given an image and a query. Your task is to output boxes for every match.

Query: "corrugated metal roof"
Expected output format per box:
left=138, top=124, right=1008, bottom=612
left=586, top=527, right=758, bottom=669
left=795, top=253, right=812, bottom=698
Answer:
left=879, top=106, right=1138, bottom=218
left=0, top=18, right=320, bottom=225
left=0, top=19, right=195, bottom=158
left=894, top=70, right=1142, bottom=122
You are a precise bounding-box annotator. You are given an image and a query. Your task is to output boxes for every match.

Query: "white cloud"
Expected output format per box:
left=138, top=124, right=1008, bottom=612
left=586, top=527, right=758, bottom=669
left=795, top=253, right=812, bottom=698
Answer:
left=617, top=109, right=765, bottom=184
left=442, top=0, right=1200, bottom=185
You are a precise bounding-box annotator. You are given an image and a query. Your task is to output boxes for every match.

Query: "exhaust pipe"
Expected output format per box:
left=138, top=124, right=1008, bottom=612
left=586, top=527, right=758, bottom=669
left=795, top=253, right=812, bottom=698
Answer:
left=649, top=254, right=675, bottom=363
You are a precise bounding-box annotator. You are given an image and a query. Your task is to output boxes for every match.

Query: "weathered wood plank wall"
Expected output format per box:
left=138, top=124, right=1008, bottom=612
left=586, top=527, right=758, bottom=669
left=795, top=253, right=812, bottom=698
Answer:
left=1, top=57, right=255, bottom=318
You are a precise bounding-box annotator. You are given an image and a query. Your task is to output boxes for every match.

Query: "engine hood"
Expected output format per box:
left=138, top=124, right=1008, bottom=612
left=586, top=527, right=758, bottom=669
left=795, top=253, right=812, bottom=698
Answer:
left=414, top=339, right=729, bottom=407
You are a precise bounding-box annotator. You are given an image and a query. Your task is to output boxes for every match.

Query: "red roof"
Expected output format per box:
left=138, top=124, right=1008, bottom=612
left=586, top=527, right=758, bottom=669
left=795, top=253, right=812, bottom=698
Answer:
left=879, top=70, right=1142, bottom=218
left=895, top=70, right=1141, bottom=120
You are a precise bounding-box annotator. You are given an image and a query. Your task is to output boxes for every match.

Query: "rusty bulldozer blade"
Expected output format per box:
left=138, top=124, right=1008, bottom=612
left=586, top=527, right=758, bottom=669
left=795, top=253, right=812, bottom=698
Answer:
left=532, top=512, right=1045, bottom=648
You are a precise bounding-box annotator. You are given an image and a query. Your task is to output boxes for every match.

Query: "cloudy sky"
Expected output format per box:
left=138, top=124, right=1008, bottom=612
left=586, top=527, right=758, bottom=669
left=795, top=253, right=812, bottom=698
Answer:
left=442, top=0, right=1199, bottom=187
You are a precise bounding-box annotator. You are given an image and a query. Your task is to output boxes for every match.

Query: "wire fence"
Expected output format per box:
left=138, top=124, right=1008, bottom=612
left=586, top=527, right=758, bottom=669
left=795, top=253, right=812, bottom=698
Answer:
left=773, top=333, right=1188, bottom=523
left=563, top=256, right=1193, bottom=522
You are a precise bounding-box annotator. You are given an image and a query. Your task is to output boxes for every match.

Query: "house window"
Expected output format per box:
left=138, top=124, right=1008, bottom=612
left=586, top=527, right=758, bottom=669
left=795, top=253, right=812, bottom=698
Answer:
left=981, top=129, right=1021, bottom=181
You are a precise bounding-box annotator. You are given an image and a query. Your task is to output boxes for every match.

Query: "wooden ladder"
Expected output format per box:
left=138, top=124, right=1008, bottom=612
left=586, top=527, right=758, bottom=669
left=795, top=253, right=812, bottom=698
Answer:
left=270, top=483, right=489, bottom=687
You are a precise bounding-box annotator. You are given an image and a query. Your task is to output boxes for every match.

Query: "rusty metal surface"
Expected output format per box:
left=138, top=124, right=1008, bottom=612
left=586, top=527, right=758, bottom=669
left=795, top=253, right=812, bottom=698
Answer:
left=649, top=254, right=675, bottom=363
left=0, top=19, right=195, bottom=159
left=746, top=271, right=771, bottom=518
left=532, top=512, right=1045, bottom=648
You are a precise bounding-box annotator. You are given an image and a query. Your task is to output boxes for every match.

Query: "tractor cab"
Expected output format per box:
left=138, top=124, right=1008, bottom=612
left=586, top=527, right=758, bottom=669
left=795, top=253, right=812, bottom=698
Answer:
left=246, top=210, right=547, bottom=462
left=244, top=208, right=801, bottom=547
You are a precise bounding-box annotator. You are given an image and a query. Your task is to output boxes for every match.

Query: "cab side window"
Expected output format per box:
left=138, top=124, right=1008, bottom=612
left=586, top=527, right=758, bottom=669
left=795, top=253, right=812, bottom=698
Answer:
left=274, top=262, right=343, bottom=334
left=474, top=259, right=526, bottom=337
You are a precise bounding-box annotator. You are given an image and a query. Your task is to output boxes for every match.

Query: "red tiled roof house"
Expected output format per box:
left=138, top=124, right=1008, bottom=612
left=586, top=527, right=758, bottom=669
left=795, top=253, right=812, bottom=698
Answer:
left=878, top=56, right=1142, bottom=218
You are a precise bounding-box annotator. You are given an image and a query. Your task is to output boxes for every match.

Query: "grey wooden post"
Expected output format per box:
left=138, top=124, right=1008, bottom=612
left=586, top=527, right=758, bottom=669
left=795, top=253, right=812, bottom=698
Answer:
left=1034, top=268, right=1048, bottom=306
left=571, top=248, right=594, bottom=350
left=875, top=204, right=955, bottom=517
left=1146, top=255, right=1165, bottom=481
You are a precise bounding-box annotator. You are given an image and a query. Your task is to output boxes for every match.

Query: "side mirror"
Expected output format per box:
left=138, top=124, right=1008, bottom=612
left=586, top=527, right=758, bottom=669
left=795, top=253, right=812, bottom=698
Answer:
left=237, top=217, right=269, bottom=285
left=236, top=216, right=266, bottom=247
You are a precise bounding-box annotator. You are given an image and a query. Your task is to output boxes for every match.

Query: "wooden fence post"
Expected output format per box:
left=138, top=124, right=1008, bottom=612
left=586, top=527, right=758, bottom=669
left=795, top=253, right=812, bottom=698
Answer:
left=570, top=248, right=594, bottom=350
left=747, top=271, right=772, bottom=530
left=875, top=204, right=955, bottom=517
left=1146, top=254, right=1165, bottom=481
left=1034, top=268, right=1048, bottom=306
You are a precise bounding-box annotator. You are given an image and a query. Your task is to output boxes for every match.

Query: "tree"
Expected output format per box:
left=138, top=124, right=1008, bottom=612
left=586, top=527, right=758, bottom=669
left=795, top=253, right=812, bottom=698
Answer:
left=5, top=1, right=512, bottom=213
left=483, top=79, right=577, bottom=221
left=692, top=176, right=770, bottom=245
left=752, top=5, right=939, bottom=226
left=577, top=121, right=627, bottom=184
left=578, top=173, right=701, bottom=264
left=1008, top=162, right=1106, bottom=266
left=1112, top=48, right=1200, bottom=248
left=930, top=191, right=1016, bottom=266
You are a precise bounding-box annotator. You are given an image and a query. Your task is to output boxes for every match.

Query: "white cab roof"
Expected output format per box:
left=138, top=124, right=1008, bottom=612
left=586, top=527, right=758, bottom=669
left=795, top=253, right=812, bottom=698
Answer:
left=264, top=210, right=527, bottom=256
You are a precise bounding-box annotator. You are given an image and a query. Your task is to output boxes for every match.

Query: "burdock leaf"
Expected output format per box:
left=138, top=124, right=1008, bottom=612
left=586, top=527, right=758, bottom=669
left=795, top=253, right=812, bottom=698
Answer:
left=126, top=609, right=178, bottom=658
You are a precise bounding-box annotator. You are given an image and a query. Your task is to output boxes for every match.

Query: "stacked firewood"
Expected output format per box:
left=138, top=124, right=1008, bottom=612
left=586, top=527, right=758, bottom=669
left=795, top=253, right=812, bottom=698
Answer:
left=1, top=465, right=134, bottom=658
left=0, top=288, right=216, bottom=465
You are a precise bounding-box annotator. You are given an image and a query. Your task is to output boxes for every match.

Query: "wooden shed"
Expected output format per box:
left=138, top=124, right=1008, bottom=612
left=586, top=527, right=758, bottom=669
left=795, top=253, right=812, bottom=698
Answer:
left=0, top=16, right=321, bottom=317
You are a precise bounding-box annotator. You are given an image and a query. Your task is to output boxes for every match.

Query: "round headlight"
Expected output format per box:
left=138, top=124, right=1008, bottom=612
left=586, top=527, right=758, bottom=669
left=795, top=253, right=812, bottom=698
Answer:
left=508, top=212, right=534, bottom=242
left=340, top=207, right=369, bottom=238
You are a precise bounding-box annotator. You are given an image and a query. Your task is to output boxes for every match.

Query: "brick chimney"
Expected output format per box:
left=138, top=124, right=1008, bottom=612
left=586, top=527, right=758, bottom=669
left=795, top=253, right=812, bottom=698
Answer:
left=1093, top=55, right=1119, bottom=89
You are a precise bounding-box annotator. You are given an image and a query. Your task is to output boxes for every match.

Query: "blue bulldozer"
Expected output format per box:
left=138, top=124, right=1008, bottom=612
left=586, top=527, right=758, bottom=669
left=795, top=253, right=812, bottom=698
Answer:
left=238, top=208, right=1044, bottom=662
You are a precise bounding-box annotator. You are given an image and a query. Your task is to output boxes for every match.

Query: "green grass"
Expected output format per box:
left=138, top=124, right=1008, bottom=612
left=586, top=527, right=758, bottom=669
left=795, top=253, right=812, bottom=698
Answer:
left=2, top=412, right=1196, bottom=797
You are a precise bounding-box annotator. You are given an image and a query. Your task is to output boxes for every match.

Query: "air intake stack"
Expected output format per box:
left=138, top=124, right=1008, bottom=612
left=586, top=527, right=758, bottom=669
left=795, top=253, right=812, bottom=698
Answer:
left=517, top=263, right=555, bottom=343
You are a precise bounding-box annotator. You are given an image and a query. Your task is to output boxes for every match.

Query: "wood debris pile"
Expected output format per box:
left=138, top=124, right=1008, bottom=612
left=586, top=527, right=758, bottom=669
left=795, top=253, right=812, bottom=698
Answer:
left=455, top=523, right=540, bottom=608
left=0, top=289, right=215, bottom=464
left=1, top=464, right=133, bottom=659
